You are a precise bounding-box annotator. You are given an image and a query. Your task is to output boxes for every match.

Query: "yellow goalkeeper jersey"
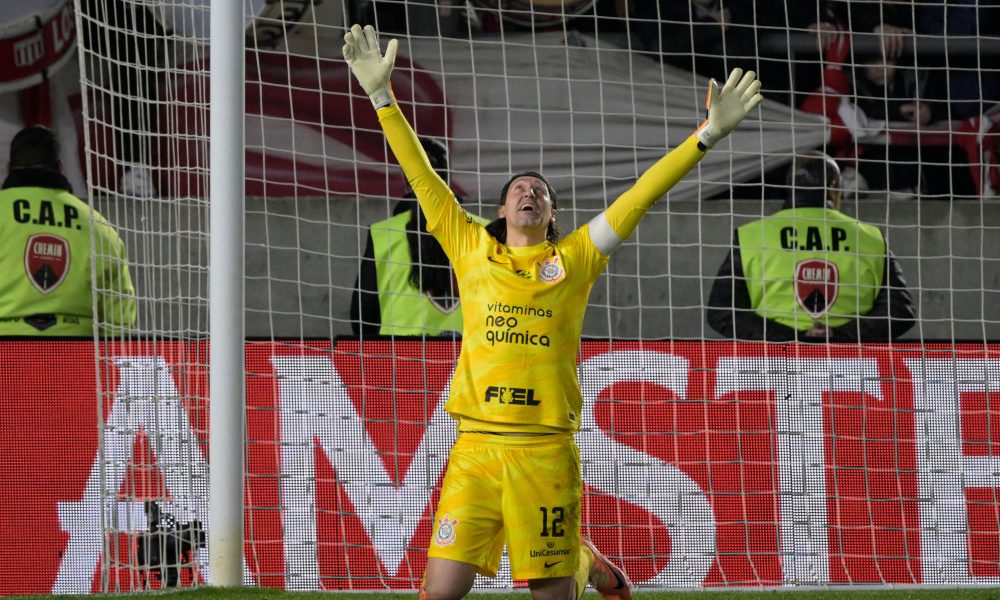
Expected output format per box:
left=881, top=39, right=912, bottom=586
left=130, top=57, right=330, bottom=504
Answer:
left=378, top=105, right=705, bottom=433
left=440, top=215, right=607, bottom=432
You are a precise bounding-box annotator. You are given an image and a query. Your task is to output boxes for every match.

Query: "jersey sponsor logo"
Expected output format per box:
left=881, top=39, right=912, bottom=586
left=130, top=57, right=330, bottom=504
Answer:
left=484, top=386, right=541, bottom=406
left=24, top=233, right=70, bottom=293
left=530, top=547, right=571, bottom=558
left=486, top=302, right=553, bottom=318
left=544, top=560, right=563, bottom=568
left=434, top=515, right=458, bottom=547
left=795, top=259, right=839, bottom=318
left=484, top=313, right=553, bottom=347
left=538, top=256, right=565, bottom=283
left=485, top=327, right=552, bottom=347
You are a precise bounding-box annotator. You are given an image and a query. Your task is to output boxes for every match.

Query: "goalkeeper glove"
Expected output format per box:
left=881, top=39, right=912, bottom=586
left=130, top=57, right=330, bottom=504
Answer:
left=694, top=68, right=764, bottom=150
left=342, top=24, right=398, bottom=109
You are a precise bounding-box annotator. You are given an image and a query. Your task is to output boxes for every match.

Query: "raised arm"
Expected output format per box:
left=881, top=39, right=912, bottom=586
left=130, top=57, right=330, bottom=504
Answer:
left=342, top=24, right=457, bottom=227
left=589, top=69, right=763, bottom=254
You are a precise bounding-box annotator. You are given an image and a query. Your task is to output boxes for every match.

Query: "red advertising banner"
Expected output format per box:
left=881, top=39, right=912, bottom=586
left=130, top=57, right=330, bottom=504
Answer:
left=1, top=340, right=998, bottom=595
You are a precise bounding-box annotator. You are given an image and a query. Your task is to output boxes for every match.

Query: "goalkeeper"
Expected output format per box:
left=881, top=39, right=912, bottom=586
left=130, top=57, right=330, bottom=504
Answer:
left=343, top=24, right=762, bottom=600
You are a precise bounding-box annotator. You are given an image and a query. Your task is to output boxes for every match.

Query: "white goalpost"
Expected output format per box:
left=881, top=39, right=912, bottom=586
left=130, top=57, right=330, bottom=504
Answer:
left=207, top=0, right=245, bottom=588
left=56, top=0, right=1000, bottom=594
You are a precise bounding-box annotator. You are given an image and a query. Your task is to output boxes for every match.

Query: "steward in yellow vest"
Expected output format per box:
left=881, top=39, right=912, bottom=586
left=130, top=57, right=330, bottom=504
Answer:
left=1, top=126, right=136, bottom=336
left=707, top=151, right=915, bottom=342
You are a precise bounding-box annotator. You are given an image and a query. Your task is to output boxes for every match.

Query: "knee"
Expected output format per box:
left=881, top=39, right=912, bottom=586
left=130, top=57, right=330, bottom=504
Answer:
left=421, top=581, right=472, bottom=600
left=422, top=556, right=477, bottom=600
left=528, top=576, right=577, bottom=600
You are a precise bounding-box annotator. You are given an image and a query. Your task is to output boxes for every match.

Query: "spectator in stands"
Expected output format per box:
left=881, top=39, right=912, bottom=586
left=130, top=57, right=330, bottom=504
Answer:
left=631, top=0, right=752, bottom=80
left=913, top=0, right=1000, bottom=198
left=916, top=0, right=1000, bottom=121
left=800, top=29, right=976, bottom=196
left=0, top=125, right=137, bottom=336
left=728, top=1, right=846, bottom=106
left=840, top=0, right=914, bottom=61
left=707, top=151, right=915, bottom=342
left=344, top=22, right=760, bottom=600
left=564, top=0, right=631, bottom=38
left=348, top=0, right=470, bottom=37
left=80, top=0, right=167, bottom=197
left=351, top=137, right=485, bottom=337
left=722, top=1, right=913, bottom=106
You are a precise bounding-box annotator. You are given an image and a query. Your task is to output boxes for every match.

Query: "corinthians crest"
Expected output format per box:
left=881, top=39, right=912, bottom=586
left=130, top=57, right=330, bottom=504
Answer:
left=434, top=515, right=459, bottom=547
left=538, top=255, right=565, bottom=284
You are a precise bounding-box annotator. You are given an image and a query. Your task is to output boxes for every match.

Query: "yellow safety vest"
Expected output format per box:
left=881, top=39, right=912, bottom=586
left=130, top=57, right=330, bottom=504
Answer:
left=370, top=210, right=465, bottom=336
left=0, top=184, right=135, bottom=335
left=737, top=207, right=886, bottom=330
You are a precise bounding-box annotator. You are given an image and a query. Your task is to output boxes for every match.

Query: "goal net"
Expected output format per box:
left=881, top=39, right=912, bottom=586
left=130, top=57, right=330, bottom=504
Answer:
left=48, top=0, right=1000, bottom=594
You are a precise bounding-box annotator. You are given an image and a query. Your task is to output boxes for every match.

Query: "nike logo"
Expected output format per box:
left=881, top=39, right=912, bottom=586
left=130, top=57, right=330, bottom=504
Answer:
left=544, top=560, right=562, bottom=568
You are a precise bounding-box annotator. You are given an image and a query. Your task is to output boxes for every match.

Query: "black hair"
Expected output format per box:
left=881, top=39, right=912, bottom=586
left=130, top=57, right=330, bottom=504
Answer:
left=485, top=171, right=561, bottom=244
left=420, top=137, right=449, bottom=178
left=785, top=151, right=841, bottom=208
left=9, top=125, right=61, bottom=171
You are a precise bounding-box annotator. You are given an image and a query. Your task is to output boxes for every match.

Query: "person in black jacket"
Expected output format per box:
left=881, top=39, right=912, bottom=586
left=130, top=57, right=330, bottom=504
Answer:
left=707, top=151, right=915, bottom=342
left=350, top=137, right=468, bottom=337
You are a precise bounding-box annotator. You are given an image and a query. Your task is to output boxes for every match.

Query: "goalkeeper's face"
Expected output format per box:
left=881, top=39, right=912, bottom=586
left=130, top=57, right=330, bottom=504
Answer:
left=499, top=175, right=556, bottom=235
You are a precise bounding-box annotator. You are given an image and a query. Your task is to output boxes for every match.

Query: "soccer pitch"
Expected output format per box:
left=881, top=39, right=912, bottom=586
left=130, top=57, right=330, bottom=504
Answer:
left=13, top=589, right=1000, bottom=600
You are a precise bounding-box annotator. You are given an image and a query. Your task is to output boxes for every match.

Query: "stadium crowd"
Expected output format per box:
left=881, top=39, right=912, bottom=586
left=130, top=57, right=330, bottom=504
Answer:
left=350, top=0, right=1000, bottom=200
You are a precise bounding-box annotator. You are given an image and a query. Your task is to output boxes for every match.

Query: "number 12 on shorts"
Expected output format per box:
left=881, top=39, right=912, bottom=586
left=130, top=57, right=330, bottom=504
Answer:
left=539, top=506, right=565, bottom=537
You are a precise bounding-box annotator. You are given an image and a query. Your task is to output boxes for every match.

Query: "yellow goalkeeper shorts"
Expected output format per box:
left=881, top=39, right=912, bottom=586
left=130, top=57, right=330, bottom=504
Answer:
left=427, top=431, right=582, bottom=581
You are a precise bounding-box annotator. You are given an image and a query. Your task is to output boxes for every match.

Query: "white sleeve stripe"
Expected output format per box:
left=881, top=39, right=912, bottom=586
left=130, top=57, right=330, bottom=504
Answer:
left=588, top=212, right=624, bottom=255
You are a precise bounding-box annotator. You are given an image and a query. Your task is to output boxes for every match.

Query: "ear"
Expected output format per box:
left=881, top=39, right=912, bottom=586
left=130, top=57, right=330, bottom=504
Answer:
left=829, top=187, right=842, bottom=211
left=550, top=208, right=557, bottom=222
left=498, top=204, right=507, bottom=219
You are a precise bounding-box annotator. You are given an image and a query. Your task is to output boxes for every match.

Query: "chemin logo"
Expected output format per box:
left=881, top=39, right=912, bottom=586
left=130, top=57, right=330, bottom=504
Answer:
left=795, top=258, right=840, bottom=318
left=484, top=386, right=541, bottom=406
left=24, top=233, right=70, bottom=294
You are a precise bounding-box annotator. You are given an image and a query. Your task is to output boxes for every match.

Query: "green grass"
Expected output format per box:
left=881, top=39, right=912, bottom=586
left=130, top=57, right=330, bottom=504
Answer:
left=10, top=588, right=1000, bottom=600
